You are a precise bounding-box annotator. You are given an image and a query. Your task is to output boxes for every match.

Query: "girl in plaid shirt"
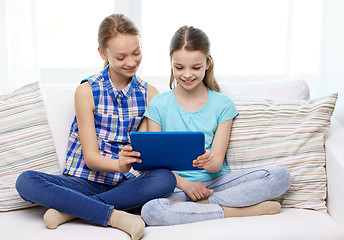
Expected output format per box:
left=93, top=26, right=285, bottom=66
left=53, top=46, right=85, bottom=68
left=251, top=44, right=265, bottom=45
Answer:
left=16, top=14, right=176, bottom=240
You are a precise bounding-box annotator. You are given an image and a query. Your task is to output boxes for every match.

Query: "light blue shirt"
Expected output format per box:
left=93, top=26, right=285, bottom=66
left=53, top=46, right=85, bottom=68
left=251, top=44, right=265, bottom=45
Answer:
left=144, top=88, right=238, bottom=182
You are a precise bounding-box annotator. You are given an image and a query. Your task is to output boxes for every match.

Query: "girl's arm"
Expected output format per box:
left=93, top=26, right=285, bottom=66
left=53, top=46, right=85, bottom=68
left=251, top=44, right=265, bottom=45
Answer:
left=193, top=119, right=233, bottom=173
left=75, top=83, right=140, bottom=173
left=137, top=84, right=159, bottom=132
left=178, top=119, right=233, bottom=200
left=146, top=117, right=163, bottom=132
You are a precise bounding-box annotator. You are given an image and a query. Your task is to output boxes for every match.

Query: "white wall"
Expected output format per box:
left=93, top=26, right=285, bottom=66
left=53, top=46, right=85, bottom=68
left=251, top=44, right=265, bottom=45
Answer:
left=0, top=0, right=40, bottom=94
left=321, top=0, right=344, bottom=126
left=34, top=0, right=344, bottom=127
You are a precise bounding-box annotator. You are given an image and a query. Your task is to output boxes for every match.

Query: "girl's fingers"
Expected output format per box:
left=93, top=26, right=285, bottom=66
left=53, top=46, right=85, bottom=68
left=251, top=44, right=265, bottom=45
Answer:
left=122, top=145, right=133, bottom=151
left=128, top=151, right=141, bottom=157
left=125, top=157, right=142, bottom=164
left=197, top=150, right=211, bottom=160
left=190, top=195, right=197, bottom=201
left=120, top=149, right=141, bottom=158
left=193, top=157, right=214, bottom=168
left=193, top=188, right=213, bottom=200
left=121, top=145, right=140, bottom=156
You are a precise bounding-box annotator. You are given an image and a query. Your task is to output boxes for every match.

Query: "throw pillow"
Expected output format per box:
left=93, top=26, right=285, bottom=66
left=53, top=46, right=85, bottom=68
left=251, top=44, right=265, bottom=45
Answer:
left=0, top=82, right=61, bottom=211
left=227, top=93, right=338, bottom=212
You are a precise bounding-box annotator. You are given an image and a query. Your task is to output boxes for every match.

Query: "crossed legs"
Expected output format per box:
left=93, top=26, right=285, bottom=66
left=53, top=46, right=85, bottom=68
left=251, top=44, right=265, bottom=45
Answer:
left=141, top=166, right=291, bottom=226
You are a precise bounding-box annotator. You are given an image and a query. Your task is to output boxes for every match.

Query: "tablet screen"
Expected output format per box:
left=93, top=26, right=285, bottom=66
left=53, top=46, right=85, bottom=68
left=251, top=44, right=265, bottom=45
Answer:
left=130, top=131, right=205, bottom=171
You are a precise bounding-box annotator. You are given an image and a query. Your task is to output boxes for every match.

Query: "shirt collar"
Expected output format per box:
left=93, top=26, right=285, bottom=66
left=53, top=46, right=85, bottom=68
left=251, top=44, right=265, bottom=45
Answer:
left=102, top=65, right=137, bottom=101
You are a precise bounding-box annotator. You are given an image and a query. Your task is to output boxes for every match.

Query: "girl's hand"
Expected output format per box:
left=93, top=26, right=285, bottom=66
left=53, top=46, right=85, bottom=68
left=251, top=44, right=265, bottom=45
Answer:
left=192, top=150, right=214, bottom=169
left=118, top=145, right=142, bottom=173
left=183, top=181, right=214, bottom=201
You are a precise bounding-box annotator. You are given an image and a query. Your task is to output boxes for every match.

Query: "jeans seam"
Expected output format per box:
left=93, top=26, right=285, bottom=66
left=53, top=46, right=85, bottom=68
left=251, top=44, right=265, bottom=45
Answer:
left=103, top=205, right=114, bottom=227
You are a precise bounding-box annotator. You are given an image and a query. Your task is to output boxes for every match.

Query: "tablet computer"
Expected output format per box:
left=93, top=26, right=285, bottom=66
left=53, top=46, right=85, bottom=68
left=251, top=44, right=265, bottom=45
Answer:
left=130, top=131, right=205, bottom=171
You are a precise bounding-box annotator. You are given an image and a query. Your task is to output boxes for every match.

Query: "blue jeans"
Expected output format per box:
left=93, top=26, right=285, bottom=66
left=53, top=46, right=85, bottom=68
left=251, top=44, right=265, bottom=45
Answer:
left=141, top=166, right=291, bottom=226
left=16, top=169, right=176, bottom=226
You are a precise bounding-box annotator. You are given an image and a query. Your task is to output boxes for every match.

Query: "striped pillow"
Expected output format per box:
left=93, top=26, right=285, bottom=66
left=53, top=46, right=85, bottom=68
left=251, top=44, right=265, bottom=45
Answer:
left=227, top=93, right=337, bottom=212
left=0, top=82, right=60, bottom=211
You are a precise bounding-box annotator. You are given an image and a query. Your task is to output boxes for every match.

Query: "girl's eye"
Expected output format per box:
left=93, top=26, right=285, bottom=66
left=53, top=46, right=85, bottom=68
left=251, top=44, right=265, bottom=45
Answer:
left=175, top=67, right=183, bottom=70
left=133, top=51, right=141, bottom=56
left=193, top=67, right=201, bottom=70
left=117, top=57, right=124, bottom=61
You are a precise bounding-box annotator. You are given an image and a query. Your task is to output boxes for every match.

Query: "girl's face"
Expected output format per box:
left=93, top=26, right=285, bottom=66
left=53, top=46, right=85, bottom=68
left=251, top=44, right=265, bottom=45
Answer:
left=99, top=33, right=142, bottom=82
left=171, top=49, right=209, bottom=91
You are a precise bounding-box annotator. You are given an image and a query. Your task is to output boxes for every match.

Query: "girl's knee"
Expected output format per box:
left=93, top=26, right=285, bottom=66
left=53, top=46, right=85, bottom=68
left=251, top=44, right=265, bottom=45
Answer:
left=275, top=166, right=291, bottom=185
left=16, top=171, right=35, bottom=187
left=269, top=166, right=292, bottom=195
left=141, top=198, right=170, bottom=226
left=149, top=169, right=177, bottom=191
left=154, top=169, right=176, bottom=181
left=16, top=170, right=37, bottom=198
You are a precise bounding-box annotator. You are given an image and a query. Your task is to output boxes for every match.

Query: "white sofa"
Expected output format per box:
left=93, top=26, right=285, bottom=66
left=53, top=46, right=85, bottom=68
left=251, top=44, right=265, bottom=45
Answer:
left=1, top=80, right=344, bottom=240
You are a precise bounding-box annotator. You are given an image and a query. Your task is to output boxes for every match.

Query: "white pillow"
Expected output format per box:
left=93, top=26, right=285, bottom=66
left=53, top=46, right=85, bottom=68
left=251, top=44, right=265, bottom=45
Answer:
left=227, top=93, right=338, bottom=212
left=220, top=79, right=310, bottom=101
left=0, top=82, right=61, bottom=211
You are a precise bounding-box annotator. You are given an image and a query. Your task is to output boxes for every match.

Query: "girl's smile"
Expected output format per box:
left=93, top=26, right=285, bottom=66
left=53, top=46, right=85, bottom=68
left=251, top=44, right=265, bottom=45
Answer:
left=181, top=77, right=196, bottom=85
left=124, top=66, right=138, bottom=73
left=171, top=49, right=210, bottom=91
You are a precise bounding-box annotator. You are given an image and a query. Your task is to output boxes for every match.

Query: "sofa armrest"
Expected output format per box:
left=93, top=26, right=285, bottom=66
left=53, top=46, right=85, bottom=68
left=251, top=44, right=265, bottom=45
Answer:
left=325, top=118, right=344, bottom=230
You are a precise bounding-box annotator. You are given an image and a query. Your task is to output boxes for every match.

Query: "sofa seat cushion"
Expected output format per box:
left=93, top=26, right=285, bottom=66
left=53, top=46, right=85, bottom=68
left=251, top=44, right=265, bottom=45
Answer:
left=0, top=207, right=342, bottom=240
left=145, top=209, right=344, bottom=240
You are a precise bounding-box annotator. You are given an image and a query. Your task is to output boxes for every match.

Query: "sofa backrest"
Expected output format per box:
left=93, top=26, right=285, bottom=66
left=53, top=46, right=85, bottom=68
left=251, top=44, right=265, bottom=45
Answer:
left=154, top=79, right=309, bottom=101
left=41, top=80, right=310, bottom=172
left=220, top=79, right=309, bottom=100
left=41, top=83, right=77, bottom=172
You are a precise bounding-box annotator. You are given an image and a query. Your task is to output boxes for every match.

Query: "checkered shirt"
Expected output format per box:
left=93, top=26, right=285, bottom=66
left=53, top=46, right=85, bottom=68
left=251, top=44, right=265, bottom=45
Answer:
left=63, top=66, right=147, bottom=185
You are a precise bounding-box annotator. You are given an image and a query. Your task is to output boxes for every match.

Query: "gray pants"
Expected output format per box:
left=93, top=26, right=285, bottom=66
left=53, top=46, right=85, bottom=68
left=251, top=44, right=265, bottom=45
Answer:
left=141, top=166, right=291, bottom=226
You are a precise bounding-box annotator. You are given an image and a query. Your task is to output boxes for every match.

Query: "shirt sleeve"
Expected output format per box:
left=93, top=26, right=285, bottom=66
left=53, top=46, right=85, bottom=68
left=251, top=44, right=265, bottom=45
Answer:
left=218, top=95, right=239, bottom=124
left=144, top=94, right=163, bottom=126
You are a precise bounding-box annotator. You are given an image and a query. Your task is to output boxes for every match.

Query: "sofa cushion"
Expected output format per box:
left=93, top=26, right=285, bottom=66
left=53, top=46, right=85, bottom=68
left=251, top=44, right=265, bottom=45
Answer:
left=156, top=80, right=310, bottom=101
left=220, top=79, right=310, bottom=101
left=0, top=82, right=61, bottom=211
left=0, top=207, right=342, bottom=240
left=227, top=93, right=338, bottom=212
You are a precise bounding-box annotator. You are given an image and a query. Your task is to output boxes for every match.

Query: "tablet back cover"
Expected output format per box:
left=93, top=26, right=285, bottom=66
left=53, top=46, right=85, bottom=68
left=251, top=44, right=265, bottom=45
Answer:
left=130, top=132, right=204, bottom=171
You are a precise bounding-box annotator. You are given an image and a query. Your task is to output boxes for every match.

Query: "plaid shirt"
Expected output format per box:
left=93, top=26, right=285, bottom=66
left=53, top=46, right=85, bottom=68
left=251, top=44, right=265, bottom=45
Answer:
left=63, top=66, right=147, bottom=185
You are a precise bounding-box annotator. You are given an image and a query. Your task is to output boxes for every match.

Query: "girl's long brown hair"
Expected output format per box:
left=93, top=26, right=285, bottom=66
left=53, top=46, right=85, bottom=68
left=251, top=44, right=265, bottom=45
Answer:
left=169, top=26, right=221, bottom=92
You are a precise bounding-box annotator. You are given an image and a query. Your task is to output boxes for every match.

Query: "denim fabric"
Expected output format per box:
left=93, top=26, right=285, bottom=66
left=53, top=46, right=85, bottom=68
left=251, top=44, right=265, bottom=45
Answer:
left=16, top=169, right=176, bottom=226
left=141, top=166, right=291, bottom=226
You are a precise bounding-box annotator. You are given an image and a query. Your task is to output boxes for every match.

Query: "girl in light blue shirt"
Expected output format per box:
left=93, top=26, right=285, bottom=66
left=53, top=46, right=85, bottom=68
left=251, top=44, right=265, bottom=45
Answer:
left=141, top=26, right=291, bottom=226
